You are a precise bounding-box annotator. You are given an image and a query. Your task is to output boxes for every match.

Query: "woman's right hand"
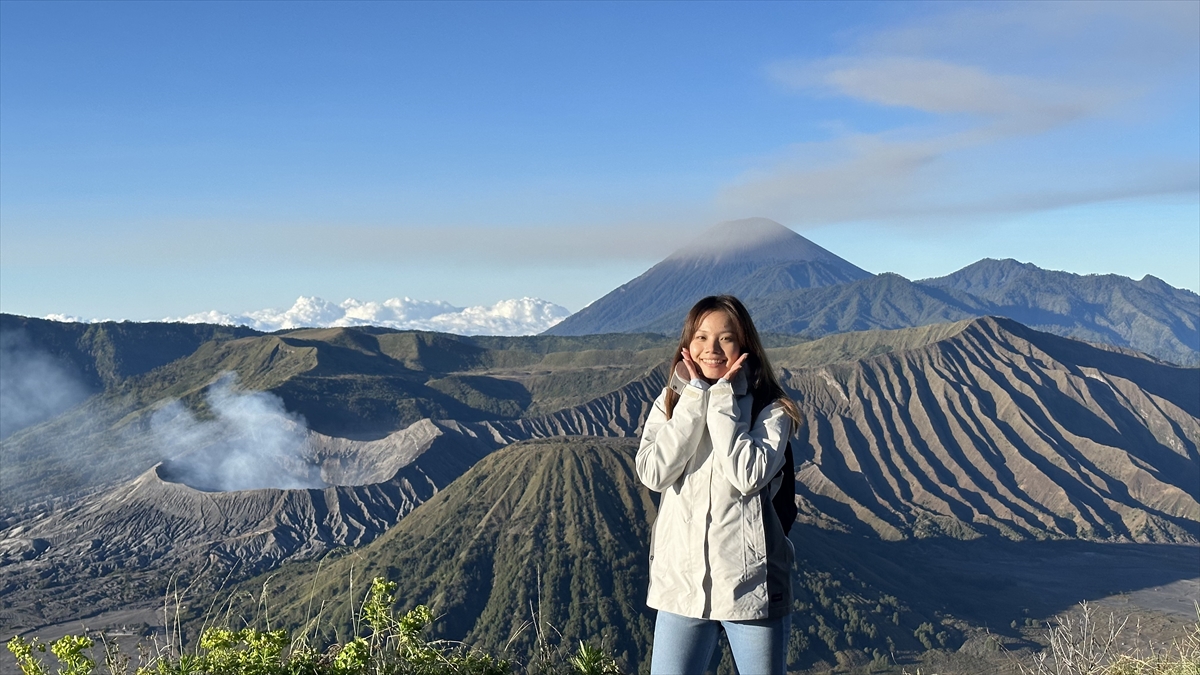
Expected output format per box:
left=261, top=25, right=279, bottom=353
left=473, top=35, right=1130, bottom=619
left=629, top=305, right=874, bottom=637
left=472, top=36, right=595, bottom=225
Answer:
left=680, top=348, right=701, bottom=381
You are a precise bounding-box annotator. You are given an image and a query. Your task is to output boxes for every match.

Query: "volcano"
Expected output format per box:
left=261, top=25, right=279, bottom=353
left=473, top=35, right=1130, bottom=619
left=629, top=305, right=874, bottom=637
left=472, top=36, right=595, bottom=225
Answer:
left=544, top=218, right=872, bottom=335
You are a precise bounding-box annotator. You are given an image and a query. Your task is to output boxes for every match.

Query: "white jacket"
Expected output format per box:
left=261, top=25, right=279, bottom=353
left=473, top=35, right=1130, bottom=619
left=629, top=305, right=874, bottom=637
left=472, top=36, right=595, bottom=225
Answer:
left=637, top=365, right=794, bottom=621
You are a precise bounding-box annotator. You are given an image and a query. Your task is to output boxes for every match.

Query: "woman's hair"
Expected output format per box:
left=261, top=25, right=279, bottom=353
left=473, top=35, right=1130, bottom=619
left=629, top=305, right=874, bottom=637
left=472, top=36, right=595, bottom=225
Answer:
left=664, top=295, right=801, bottom=430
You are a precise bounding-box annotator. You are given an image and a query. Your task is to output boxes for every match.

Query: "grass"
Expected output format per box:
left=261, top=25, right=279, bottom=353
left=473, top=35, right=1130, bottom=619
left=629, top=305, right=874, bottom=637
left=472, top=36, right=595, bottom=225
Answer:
left=1013, top=602, right=1200, bottom=675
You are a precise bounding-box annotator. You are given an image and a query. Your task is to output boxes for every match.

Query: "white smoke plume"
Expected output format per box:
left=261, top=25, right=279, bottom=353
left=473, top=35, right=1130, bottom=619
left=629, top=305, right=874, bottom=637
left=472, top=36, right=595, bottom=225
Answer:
left=0, top=330, right=92, bottom=440
left=151, top=373, right=326, bottom=492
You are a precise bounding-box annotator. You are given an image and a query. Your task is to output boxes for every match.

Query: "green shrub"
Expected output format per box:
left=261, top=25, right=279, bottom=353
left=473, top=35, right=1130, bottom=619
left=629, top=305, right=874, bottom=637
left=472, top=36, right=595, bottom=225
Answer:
left=6, top=577, right=621, bottom=675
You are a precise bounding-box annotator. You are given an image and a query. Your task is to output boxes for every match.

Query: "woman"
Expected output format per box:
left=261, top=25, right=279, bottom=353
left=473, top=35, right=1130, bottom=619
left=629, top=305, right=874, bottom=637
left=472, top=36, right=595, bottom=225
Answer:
left=636, top=295, right=801, bottom=675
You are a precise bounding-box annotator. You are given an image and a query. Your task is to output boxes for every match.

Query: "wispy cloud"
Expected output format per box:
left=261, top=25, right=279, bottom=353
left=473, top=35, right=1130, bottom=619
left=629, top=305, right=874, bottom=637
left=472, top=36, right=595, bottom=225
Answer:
left=721, top=1, right=1199, bottom=229
left=769, top=56, right=1120, bottom=132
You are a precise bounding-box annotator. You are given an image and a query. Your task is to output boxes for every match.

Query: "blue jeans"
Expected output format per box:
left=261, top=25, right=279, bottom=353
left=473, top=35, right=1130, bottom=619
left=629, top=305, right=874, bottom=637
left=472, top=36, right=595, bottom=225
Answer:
left=649, top=610, right=791, bottom=675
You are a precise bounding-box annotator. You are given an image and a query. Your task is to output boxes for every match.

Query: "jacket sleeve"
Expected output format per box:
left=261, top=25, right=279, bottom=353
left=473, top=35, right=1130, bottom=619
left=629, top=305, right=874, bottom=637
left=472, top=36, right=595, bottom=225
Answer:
left=706, top=383, right=791, bottom=495
left=636, top=385, right=707, bottom=492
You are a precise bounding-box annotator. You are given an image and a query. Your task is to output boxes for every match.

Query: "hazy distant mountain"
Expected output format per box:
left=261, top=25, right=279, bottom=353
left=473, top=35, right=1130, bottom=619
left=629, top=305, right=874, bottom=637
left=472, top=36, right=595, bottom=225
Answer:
left=544, top=218, right=872, bottom=335
left=573, top=247, right=1197, bottom=365
left=922, top=258, right=1200, bottom=366
left=633, top=272, right=986, bottom=336
left=0, top=314, right=260, bottom=392
left=541, top=220, right=1197, bottom=365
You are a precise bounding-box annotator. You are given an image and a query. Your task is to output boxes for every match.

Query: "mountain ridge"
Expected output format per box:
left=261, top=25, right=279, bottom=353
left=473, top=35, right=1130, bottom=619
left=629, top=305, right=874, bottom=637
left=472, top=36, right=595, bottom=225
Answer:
left=541, top=221, right=1197, bottom=365
left=921, top=258, right=1200, bottom=364
left=781, top=316, right=1199, bottom=542
left=626, top=265, right=1198, bottom=366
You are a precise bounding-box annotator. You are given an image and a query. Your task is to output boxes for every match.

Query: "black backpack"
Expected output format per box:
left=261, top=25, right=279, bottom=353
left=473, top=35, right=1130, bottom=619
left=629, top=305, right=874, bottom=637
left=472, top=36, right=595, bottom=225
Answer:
left=752, top=395, right=797, bottom=535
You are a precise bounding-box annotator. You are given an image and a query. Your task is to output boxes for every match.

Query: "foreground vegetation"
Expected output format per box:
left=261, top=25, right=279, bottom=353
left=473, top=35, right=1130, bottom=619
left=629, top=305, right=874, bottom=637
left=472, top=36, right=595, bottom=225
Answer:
left=10, top=584, right=1198, bottom=675
left=6, top=577, right=620, bottom=675
left=1014, top=602, right=1200, bottom=675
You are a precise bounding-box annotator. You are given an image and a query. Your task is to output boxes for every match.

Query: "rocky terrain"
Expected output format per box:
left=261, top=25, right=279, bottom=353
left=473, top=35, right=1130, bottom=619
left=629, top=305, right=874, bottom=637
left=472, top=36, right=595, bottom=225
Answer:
left=0, top=364, right=670, bottom=633
left=777, top=316, right=1199, bottom=542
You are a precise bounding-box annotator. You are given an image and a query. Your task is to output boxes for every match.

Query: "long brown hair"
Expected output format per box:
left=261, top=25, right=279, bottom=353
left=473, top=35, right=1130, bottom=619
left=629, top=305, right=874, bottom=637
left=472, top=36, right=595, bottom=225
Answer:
left=664, top=295, right=801, bottom=430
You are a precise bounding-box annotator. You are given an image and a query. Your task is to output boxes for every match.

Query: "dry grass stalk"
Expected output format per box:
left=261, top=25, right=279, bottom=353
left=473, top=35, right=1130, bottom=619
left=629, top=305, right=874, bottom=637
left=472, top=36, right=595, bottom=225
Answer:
left=1017, top=602, right=1200, bottom=675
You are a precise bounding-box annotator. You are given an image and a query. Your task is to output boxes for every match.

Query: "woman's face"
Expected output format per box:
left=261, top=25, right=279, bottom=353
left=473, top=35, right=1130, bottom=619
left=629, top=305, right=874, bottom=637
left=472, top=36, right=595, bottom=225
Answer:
left=688, top=310, right=742, bottom=381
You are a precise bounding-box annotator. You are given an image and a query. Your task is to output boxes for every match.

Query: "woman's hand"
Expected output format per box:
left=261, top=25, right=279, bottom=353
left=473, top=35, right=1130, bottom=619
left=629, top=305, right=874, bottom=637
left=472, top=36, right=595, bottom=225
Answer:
left=721, top=353, right=749, bottom=382
left=680, top=348, right=701, bottom=381
left=683, top=348, right=748, bottom=383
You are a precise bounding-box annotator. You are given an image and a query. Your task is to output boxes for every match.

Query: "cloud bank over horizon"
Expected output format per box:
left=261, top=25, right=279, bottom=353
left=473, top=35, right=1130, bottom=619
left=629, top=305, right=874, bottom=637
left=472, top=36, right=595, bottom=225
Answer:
left=45, top=296, right=571, bottom=336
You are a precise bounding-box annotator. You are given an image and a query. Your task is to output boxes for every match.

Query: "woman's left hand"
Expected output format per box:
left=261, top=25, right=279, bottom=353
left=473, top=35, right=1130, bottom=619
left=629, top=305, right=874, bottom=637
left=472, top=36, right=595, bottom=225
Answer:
left=721, top=353, right=749, bottom=382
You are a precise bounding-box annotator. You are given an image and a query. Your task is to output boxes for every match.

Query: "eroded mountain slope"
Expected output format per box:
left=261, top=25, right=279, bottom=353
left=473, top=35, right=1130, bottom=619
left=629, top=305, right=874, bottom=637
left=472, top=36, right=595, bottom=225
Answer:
left=219, top=438, right=946, bottom=673
left=782, top=317, right=1199, bottom=542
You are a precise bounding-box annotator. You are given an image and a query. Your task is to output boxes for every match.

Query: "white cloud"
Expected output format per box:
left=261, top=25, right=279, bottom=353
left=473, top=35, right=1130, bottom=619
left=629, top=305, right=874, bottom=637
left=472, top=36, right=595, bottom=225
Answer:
left=162, top=295, right=570, bottom=336
left=43, top=313, right=92, bottom=323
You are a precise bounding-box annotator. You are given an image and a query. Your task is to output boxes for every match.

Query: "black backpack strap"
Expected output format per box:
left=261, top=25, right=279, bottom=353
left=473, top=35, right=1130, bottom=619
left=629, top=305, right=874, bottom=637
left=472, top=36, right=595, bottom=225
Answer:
left=751, top=394, right=797, bottom=535
left=774, top=440, right=797, bottom=535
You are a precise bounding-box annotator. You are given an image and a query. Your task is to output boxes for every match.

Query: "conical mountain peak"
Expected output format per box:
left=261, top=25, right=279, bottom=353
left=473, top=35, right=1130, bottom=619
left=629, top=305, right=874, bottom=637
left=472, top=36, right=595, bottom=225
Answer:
left=544, top=217, right=872, bottom=335
left=667, top=218, right=843, bottom=266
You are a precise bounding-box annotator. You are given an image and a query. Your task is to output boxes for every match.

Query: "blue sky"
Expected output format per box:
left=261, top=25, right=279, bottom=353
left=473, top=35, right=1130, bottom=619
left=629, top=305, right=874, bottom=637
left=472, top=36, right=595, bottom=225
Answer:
left=2, top=0, right=1197, bottom=319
